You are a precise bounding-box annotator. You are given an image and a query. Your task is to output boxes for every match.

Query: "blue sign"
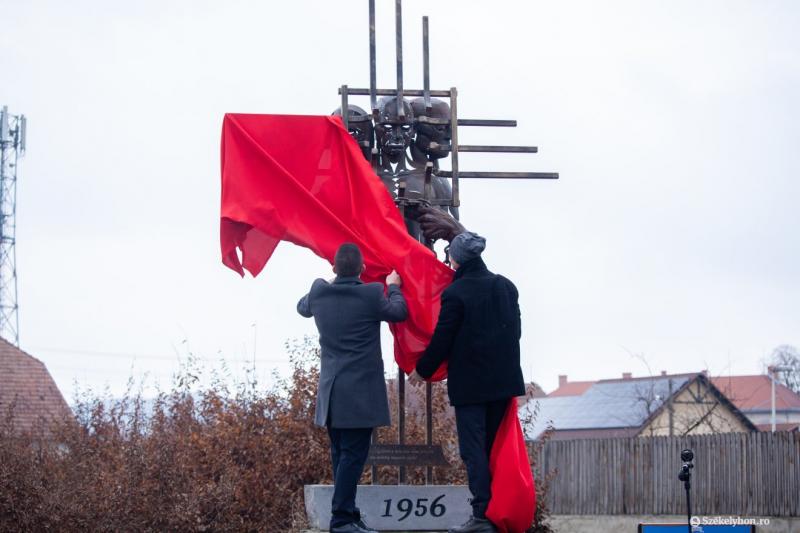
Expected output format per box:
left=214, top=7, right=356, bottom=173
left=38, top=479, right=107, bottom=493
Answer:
left=639, top=525, right=755, bottom=533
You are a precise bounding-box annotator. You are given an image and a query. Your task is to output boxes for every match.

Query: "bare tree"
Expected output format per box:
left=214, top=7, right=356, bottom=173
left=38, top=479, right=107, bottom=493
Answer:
left=628, top=351, right=732, bottom=436
left=768, top=345, right=800, bottom=394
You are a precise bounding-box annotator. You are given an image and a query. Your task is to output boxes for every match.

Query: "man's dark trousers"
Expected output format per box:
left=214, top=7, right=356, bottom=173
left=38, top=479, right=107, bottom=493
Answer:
left=328, top=426, right=373, bottom=529
left=454, top=398, right=509, bottom=519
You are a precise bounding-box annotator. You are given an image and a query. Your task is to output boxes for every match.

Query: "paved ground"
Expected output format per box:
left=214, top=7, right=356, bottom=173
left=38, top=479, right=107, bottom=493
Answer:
left=304, top=514, right=800, bottom=532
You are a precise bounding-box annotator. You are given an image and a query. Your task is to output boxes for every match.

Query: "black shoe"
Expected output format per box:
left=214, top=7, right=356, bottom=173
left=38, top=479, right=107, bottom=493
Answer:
left=448, top=516, right=497, bottom=533
left=330, top=522, right=375, bottom=533
left=355, top=517, right=378, bottom=533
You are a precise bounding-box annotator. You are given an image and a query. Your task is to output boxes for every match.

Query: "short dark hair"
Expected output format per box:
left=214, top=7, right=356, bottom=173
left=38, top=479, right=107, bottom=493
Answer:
left=334, top=243, right=363, bottom=277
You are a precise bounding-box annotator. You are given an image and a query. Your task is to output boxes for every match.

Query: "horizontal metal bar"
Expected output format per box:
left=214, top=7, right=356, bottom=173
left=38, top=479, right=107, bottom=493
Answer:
left=438, top=171, right=559, bottom=180
left=338, top=87, right=452, bottom=97
left=426, top=199, right=454, bottom=206
left=457, top=119, right=517, bottom=127
left=458, top=145, right=538, bottom=153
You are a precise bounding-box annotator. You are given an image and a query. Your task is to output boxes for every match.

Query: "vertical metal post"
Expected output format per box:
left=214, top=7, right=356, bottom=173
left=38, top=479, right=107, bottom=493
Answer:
left=426, top=382, right=433, bottom=483
left=371, top=432, right=379, bottom=484
left=397, top=180, right=407, bottom=484
left=422, top=16, right=431, bottom=112
left=398, top=366, right=406, bottom=483
left=395, top=0, right=404, bottom=117
left=449, top=87, right=460, bottom=207
left=770, top=366, right=776, bottom=433
left=340, top=85, right=349, bottom=131
left=369, top=0, right=378, bottom=115
left=668, top=378, right=674, bottom=437
left=423, top=161, right=434, bottom=484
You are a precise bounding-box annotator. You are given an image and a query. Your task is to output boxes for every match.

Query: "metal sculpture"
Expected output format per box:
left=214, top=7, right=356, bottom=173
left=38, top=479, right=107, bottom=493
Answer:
left=332, top=104, right=374, bottom=161
left=335, top=0, right=559, bottom=484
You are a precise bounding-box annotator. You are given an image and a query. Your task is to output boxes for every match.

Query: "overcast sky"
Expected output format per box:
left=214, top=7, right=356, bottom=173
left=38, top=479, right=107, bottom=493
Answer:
left=1, top=0, right=798, bottom=399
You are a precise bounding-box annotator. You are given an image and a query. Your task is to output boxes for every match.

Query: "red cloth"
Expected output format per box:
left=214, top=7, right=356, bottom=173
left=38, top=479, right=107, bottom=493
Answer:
left=220, top=113, right=451, bottom=379
left=486, top=398, right=536, bottom=533
left=219, top=113, right=535, bottom=531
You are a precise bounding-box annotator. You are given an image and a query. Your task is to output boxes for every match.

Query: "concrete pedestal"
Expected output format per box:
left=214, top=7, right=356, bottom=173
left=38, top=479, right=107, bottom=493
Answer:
left=304, top=484, right=471, bottom=531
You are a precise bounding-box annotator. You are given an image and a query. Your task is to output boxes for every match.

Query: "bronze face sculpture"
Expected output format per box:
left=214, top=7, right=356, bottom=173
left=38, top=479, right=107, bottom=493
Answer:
left=407, top=97, right=459, bottom=221
left=410, top=97, right=452, bottom=164
left=332, top=104, right=374, bottom=161
left=375, top=96, right=415, bottom=169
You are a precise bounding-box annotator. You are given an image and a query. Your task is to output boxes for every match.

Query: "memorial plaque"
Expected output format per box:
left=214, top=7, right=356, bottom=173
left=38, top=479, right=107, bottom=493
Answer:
left=305, top=484, right=472, bottom=531
left=366, top=444, right=449, bottom=467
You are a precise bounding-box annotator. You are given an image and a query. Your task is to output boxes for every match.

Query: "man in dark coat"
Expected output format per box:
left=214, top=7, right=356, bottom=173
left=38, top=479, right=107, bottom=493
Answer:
left=410, top=232, right=525, bottom=533
left=298, top=243, right=407, bottom=533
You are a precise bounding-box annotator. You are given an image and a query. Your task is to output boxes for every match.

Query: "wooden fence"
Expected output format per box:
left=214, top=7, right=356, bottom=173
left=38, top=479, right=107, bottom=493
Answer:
left=534, top=431, right=799, bottom=516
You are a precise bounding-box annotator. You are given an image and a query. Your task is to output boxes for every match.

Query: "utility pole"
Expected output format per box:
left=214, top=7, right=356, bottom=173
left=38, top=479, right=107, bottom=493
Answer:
left=0, top=106, right=25, bottom=346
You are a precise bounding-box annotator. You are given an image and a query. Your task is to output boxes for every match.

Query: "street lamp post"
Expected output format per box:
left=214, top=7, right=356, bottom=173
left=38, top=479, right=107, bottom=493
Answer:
left=768, top=365, right=792, bottom=432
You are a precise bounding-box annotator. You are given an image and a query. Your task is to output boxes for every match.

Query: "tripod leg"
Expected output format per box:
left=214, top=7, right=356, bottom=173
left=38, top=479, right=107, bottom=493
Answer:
left=685, top=482, right=692, bottom=533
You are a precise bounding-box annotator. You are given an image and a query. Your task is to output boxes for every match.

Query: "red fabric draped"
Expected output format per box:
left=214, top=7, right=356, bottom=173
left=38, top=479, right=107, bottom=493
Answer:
left=220, top=113, right=452, bottom=379
left=486, top=398, right=536, bottom=533
left=220, top=113, right=534, bottom=531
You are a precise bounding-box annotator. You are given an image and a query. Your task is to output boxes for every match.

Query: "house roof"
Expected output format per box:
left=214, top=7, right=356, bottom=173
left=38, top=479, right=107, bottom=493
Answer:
left=521, top=372, right=757, bottom=439
left=522, top=374, right=695, bottom=439
left=711, top=375, right=800, bottom=413
left=0, top=338, right=72, bottom=432
left=754, top=422, right=799, bottom=432
left=548, top=380, right=595, bottom=397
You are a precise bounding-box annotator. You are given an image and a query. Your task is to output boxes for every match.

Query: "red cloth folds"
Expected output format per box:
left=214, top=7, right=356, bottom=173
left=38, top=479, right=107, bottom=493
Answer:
left=219, top=113, right=534, bottom=531
left=220, top=113, right=452, bottom=379
left=485, top=397, right=536, bottom=533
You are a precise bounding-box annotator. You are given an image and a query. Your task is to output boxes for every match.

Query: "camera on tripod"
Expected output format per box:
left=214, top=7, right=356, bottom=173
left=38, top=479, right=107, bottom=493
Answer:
left=679, top=448, right=694, bottom=483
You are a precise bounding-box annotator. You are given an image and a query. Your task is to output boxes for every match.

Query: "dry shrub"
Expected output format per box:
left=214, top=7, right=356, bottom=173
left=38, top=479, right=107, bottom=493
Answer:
left=1, top=338, right=327, bottom=532
left=522, top=400, right=557, bottom=533
left=0, top=338, right=554, bottom=532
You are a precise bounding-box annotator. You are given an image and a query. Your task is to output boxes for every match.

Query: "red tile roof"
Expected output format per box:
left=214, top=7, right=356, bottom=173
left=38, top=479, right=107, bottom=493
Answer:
left=711, top=375, right=800, bottom=412
left=0, top=338, right=71, bottom=433
left=547, top=380, right=595, bottom=397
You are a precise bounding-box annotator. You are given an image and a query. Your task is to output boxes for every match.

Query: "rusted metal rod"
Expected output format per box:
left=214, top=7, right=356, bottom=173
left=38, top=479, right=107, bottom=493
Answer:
left=340, top=85, right=349, bottom=130
left=338, top=87, right=452, bottom=97
left=395, top=0, right=404, bottom=117
left=398, top=367, right=406, bottom=483
left=458, top=119, right=517, bottom=127
left=423, top=16, right=431, bottom=112
left=430, top=144, right=538, bottom=153
left=426, top=382, right=433, bottom=483
left=449, top=87, right=460, bottom=206
left=369, top=0, right=377, bottom=114
left=438, top=170, right=559, bottom=180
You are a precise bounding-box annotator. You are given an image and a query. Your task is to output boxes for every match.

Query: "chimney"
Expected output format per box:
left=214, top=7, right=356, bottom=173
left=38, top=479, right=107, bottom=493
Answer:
left=558, top=375, right=568, bottom=387
left=661, top=370, right=667, bottom=376
left=622, top=372, right=632, bottom=380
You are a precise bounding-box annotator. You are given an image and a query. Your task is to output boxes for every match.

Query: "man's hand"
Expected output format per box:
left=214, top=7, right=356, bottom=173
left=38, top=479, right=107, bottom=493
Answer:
left=386, top=270, right=402, bottom=287
left=407, top=369, right=425, bottom=386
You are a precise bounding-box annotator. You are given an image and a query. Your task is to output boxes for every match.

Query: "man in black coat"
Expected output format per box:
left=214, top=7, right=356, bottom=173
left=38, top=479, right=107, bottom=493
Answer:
left=410, top=232, right=525, bottom=533
left=298, top=243, right=408, bottom=533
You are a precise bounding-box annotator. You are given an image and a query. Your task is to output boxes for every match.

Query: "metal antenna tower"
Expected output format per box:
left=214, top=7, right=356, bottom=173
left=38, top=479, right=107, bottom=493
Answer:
left=0, top=106, right=26, bottom=346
